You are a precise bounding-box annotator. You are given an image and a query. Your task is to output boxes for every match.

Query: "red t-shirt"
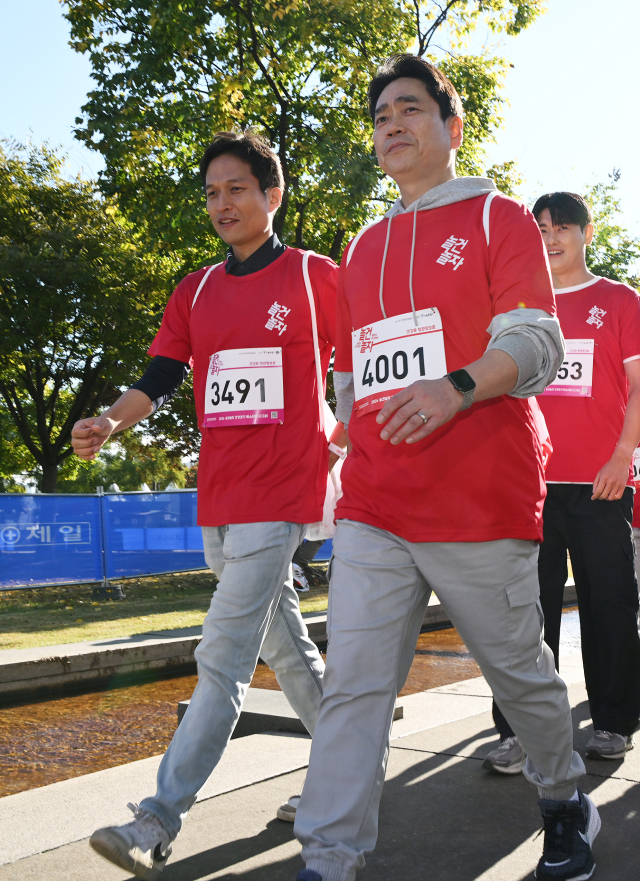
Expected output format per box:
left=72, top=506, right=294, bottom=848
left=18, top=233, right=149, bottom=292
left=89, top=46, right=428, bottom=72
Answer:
left=149, top=248, right=338, bottom=526
left=539, top=277, right=640, bottom=485
left=334, top=193, right=555, bottom=543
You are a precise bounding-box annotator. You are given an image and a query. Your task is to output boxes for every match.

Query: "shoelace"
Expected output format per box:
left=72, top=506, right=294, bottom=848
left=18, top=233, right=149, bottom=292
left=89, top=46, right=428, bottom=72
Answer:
left=538, top=804, right=579, bottom=861
left=126, top=803, right=166, bottom=835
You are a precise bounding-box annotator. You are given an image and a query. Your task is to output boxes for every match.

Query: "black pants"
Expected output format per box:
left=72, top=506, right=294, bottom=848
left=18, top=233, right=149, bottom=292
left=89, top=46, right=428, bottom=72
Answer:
left=493, top=483, right=640, bottom=739
left=292, top=539, right=325, bottom=567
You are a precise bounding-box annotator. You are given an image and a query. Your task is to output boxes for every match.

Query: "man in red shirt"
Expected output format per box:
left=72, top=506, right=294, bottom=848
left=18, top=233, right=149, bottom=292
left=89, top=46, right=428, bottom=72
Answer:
left=491, top=192, right=640, bottom=766
left=292, top=55, right=596, bottom=881
left=70, top=132, right=343, bottom=879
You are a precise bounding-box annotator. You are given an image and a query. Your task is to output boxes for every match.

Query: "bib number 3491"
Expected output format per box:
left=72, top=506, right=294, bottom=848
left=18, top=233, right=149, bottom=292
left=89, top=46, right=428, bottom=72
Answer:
left=202, top=347, right=284, bottom=427
left=352, top=309, right=447, bottom=417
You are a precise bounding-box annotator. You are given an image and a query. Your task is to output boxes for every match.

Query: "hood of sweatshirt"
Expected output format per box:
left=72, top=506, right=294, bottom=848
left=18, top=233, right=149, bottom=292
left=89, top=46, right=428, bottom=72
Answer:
left=369, top=177, right=498, bottom=325
left=384, top=176, right=497, bottom=218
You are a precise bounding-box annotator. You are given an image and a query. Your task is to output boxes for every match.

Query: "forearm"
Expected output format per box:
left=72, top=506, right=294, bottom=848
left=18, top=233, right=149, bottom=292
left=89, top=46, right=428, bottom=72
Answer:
left=328, top=420, right=348, bottom=472
left=329, top=421, right=348, bottom=449
left=613, top=387, right=640, bottom=460
left=101, top=389, right=155, bottom=433
left=463, top=349, right=519, bottom=404
left=485, top=309, right=564, bottom=397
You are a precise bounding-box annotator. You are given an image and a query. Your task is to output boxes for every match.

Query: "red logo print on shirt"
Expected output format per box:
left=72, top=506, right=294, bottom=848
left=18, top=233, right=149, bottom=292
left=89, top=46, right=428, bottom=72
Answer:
left=358, top=327, right=374, bottom=353
left=209, top=353, right=222, bottom=376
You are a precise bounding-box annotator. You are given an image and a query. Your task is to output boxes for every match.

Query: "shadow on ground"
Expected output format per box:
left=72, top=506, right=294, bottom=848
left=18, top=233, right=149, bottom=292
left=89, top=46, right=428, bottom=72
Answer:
left=137, top=700, right=640, bottom=881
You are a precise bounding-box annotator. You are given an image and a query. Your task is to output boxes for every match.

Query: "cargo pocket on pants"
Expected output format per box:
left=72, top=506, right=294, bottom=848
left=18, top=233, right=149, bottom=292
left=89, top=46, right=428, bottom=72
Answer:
left=504, top=564, right=543, bottom=669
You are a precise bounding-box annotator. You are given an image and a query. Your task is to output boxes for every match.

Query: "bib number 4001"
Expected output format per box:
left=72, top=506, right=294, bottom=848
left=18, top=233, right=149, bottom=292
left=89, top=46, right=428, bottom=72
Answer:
left=210, top=378, right=266, bottom=406
left=352, top=309, right=447, bottom=418
left=361, top=347, right=426, bottom=387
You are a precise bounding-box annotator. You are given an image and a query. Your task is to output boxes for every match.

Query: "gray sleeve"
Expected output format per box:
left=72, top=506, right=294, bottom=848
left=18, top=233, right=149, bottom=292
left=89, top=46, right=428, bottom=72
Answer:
left=334, top=371, right=355, bottom=426
left=486, top=309, right=565, bottom=398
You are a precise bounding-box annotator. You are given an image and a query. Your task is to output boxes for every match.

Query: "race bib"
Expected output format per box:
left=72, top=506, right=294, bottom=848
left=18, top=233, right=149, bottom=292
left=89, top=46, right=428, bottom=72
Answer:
left=202, top=347, right=284, bottom=427
left=633, top=448, right=640, bottom=485
left=352, top=309, right=447, bottom=417
left=543, top=339, right=594, bottom=397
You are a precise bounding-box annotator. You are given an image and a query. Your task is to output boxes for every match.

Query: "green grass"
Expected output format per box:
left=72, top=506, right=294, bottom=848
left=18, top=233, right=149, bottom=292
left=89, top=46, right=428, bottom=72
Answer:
left=0, top=567, right=329, bottom=651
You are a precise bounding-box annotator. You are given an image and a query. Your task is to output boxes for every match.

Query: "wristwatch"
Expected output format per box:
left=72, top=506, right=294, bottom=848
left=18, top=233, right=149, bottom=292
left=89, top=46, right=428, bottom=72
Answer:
left=445, top=369, right=476, bottom=411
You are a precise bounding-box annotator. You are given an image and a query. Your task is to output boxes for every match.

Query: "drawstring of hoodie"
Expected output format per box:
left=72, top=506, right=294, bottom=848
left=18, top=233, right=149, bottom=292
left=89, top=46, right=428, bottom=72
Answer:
left=408, top=203, right=418, bottom=326
left=378, top=203, right=420, bottom=327
left=378, top=213, right=393, bottom=320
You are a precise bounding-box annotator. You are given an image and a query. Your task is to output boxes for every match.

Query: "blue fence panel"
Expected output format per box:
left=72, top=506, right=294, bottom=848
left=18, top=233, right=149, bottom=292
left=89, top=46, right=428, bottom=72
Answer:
left=0, top=490, right=331, bottom=589
left=0, top=493, right=103, bottom=589
left=314, top=538, right=333, bottom=561
left=103, top=491, right=206, bottom=579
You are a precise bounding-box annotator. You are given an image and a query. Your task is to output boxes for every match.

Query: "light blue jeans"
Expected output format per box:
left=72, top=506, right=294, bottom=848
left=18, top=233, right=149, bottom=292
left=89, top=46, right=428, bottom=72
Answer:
left=140, top=521, right=324, bottom=838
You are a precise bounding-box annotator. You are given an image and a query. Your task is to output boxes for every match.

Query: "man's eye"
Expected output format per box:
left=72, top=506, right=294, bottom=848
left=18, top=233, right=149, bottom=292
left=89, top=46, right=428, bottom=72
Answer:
left=376, top=116, right=387, bottom=126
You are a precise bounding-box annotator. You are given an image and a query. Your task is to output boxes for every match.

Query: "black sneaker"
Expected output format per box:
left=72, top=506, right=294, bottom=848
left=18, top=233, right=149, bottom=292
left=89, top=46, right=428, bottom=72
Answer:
left=535, top=789, right=600, bottom=880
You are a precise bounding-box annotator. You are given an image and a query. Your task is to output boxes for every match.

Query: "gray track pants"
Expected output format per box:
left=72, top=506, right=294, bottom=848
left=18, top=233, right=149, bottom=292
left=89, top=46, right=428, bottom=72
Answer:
left=295, top=519, right=584, bottom=881
left=140, top=522, right=324, bottom=838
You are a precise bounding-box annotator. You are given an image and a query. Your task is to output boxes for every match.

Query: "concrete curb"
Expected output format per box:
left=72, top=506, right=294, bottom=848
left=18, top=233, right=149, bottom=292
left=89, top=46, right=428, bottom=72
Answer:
left=0, top=586, right=577, bottom=702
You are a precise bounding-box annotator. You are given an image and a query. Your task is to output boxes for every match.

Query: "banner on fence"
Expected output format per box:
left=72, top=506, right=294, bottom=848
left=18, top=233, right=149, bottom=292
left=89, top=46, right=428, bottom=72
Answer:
left=0, top=491, right=206, bottom=590
left=0, top=491, right=333, bottom=590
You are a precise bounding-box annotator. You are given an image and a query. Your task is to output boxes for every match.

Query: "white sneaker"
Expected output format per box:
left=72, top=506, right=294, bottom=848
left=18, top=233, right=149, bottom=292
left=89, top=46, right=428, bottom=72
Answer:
left=277, top=794, right=301, bottom=821
left=293, top=564, right=310, bottom=592
left=482, top=736, right=527, bottom=774
left=586, top=730, right=634, bottom=760
left=90, top=803, right=173, bottom=879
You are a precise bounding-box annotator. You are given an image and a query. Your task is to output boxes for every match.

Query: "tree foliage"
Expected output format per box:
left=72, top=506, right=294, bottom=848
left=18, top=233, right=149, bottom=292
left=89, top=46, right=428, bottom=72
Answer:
left=0, top=142, right=178, bottom=492
left=56, top=431, right=190, bottom=492
left=585, top=170, right=640, bottom=290
left=65, top=0, right=545, bottom=267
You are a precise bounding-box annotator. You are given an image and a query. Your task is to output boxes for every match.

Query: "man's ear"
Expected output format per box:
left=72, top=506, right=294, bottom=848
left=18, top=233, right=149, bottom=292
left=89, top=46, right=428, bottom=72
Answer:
left=584, top=222, right=594, bottom=247
left=267, top=186, right=283, bottom=214
left=448, top=115, right=463, bottom=150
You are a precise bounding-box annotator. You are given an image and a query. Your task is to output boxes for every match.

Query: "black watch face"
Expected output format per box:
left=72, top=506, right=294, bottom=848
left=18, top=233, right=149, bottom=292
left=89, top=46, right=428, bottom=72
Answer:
left=449, top=369, right=476, bottom=393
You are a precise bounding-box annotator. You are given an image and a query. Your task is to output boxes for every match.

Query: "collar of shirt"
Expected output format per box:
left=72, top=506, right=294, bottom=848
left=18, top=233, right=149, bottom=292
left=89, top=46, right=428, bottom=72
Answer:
left=225, top=233, right=287, bottom=276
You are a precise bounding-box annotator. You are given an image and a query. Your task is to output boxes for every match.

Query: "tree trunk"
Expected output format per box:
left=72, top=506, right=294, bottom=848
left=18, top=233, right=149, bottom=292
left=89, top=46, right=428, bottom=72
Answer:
left=40, top=462, right=58, bottom=493
left=329, top=228, right=346, bottom=263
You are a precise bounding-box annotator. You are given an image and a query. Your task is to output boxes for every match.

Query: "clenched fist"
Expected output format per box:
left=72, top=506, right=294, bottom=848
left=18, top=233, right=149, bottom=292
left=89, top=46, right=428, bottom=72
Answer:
left=71, top=416, right=117, bottom=461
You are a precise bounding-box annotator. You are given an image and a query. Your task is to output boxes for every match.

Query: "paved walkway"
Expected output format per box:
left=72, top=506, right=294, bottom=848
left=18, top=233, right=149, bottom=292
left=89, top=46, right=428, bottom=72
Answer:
left=2, top=650, right=636, bottom=881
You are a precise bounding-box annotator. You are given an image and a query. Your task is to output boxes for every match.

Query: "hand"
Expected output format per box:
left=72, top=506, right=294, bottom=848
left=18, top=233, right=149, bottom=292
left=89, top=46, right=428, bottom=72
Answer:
left=376, top=378, right=462, bottom=445
left=328, top=451, right=340, bottom=473
left=71, top=416, right=116, bottom=461
left=592, top=452, right=631, bottom=501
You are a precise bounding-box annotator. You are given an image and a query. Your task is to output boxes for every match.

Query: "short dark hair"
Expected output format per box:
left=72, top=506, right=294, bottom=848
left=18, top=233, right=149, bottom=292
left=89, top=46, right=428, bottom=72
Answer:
left=199, top=131, right=284, bottom=192
left=368, top=54, right=463, bottom=122
left=532, top=192, right=592, bottom=231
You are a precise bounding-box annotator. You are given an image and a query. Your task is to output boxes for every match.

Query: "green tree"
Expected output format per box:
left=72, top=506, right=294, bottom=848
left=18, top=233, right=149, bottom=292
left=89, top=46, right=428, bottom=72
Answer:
left=65, top=0, right=545, bottom=267
left=585, top=170, right=640, bottom=289
left=0, top=407, right=35, bottom=492
left=0, top=141, right=178, bottom=493
left=57, top=430, right=189, bottom=492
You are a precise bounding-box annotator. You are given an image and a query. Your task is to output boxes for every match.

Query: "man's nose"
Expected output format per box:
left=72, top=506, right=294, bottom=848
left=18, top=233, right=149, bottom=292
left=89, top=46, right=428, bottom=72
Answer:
left=386, top=109, right=406, bottom=135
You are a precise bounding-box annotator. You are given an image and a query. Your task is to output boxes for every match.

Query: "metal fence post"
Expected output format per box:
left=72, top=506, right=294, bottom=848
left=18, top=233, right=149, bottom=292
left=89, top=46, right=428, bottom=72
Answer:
left=92, top=486, right=124, bottom=600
